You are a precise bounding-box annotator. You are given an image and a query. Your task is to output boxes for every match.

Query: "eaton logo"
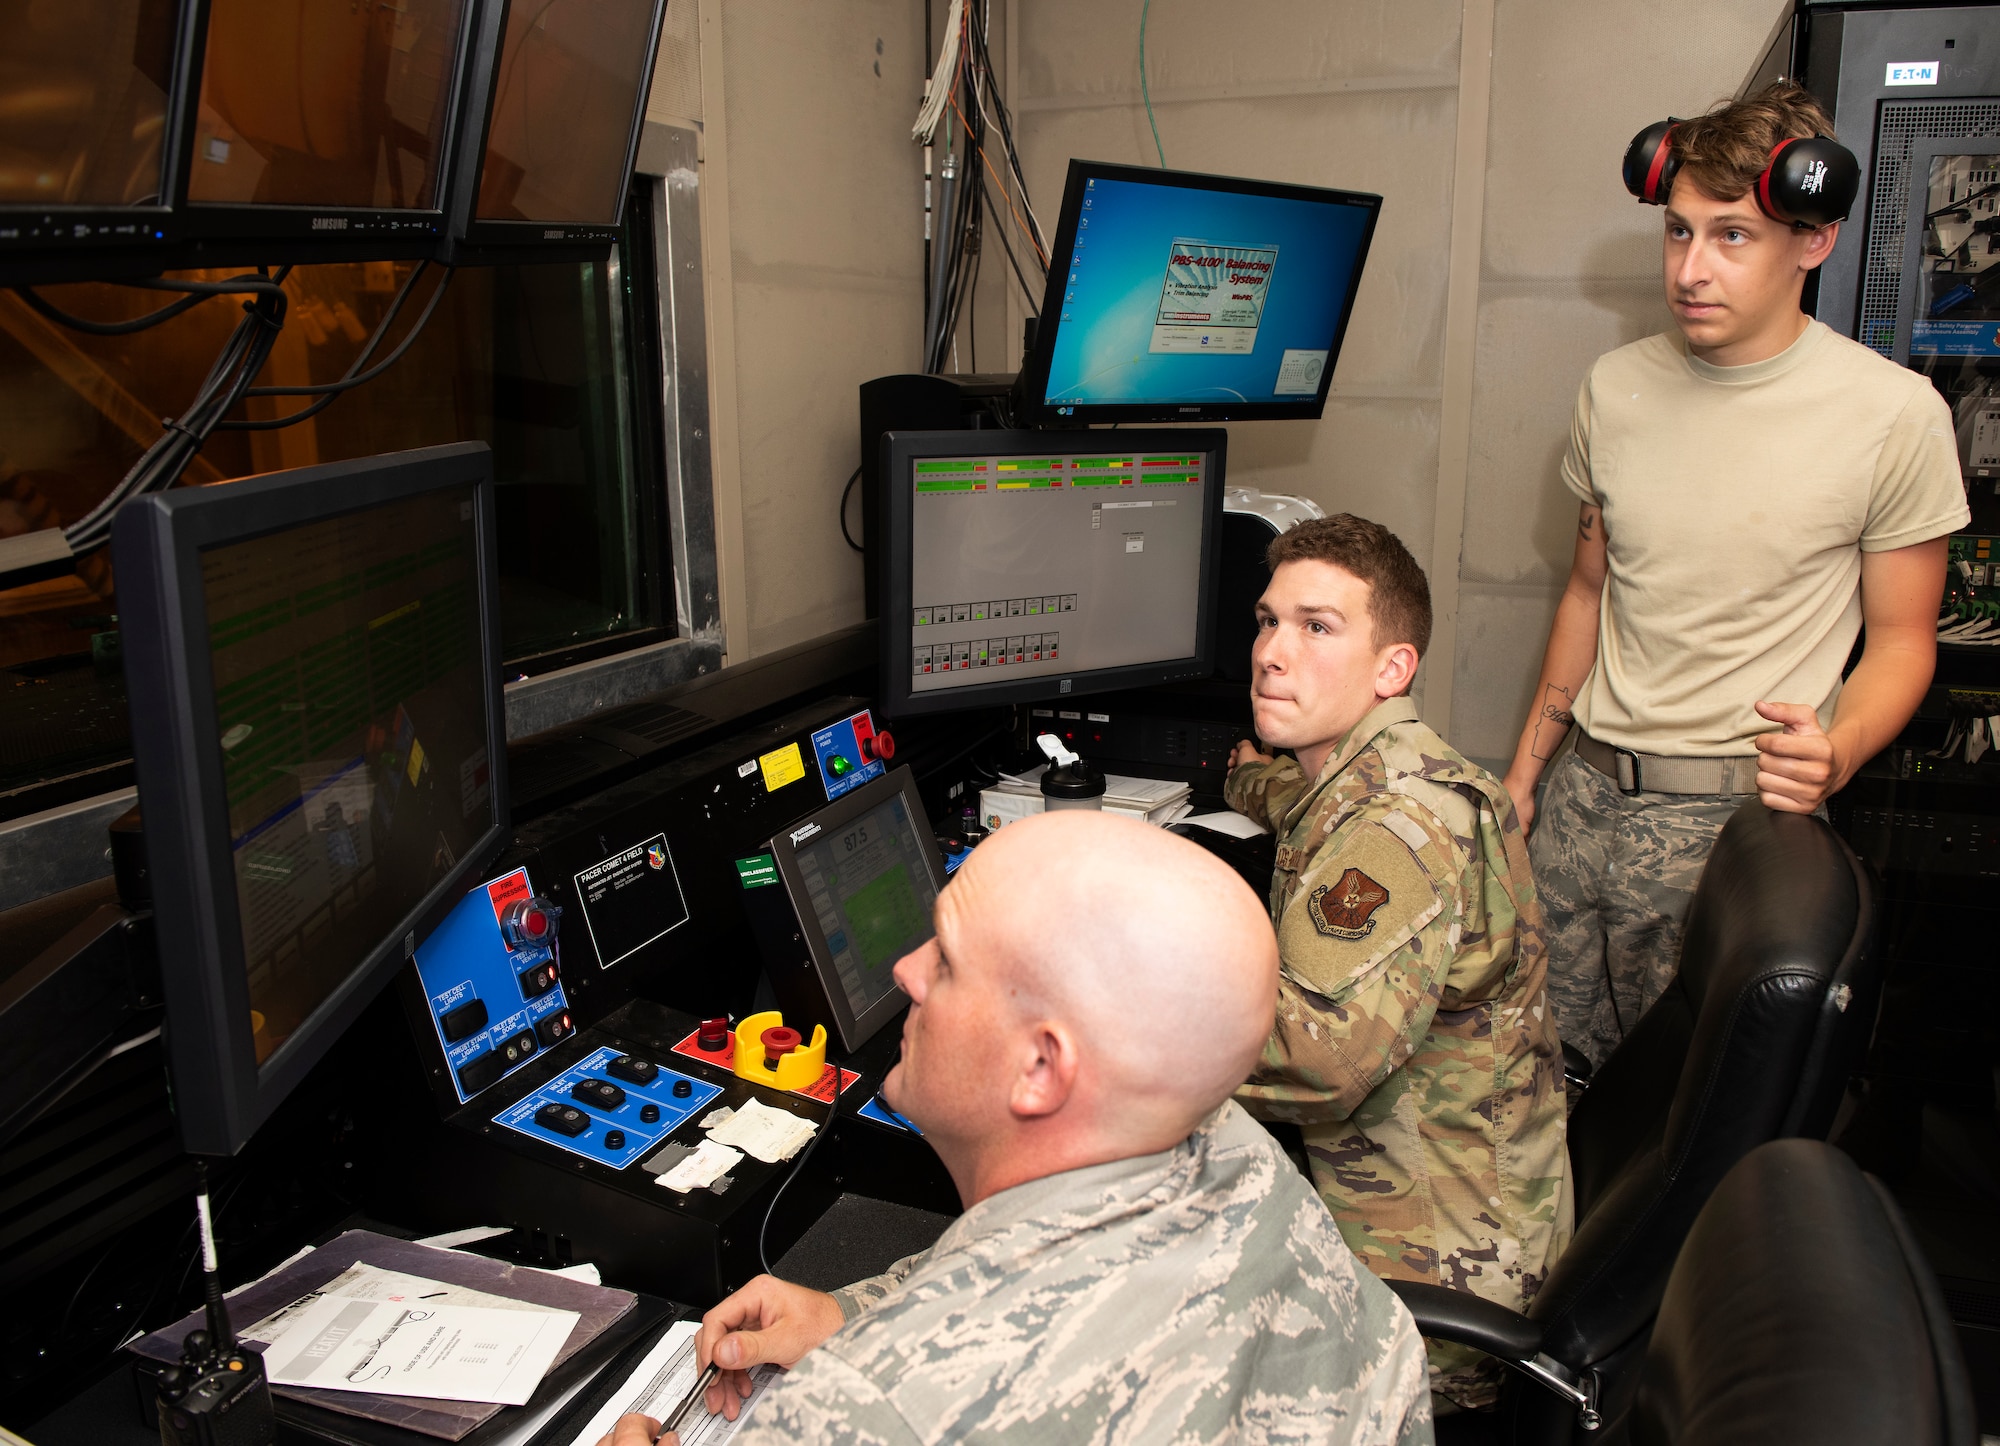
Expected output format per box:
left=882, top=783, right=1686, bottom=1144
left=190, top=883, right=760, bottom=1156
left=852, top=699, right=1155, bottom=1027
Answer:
left=1885, top=61, right=1939, bottom=86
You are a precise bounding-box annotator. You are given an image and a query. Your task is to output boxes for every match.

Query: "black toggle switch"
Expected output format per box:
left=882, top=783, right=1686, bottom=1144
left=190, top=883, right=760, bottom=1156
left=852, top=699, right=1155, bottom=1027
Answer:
left=500, top=1030, right=537, bottom=1065
left=639, top=1103, right=660, bottom=1123
left=605, top=1130, right=626, bottom=1149
left=456, top=1050, right=505, bottom=1095
left=535, top=1102, right=590, bottom=1137
left=571, top=1077, right=626, bottom=1111
left=535, top=1012, right=573, bottom=1049
left=606, top=1055, right=657, bottom=1085
left=671, top=1079, right=692, bottom=1098
left=518, top=960, right=559, bottom=998
left=440, top=998, right=489, bottom=1043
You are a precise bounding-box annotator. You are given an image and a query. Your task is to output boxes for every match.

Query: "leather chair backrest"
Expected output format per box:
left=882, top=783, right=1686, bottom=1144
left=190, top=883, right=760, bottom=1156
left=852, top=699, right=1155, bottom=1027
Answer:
left=1526, top=804, right=1879, bottom=1371
left=1631, top=1138, right=1977, bottom=1446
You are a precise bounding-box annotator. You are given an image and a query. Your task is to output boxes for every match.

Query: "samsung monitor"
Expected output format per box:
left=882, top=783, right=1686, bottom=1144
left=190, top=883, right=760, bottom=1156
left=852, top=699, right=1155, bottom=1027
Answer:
left=439, top=0, right=667, bottom=261
left=878, top=428, right=1227, bottom=717
left=113, top=442, right=509, bottom=1155
left=1017, top=160, right=1381, bottom=425
left=0, top=0, right=199, bottom=274
left=760, top=767, right=943, bottom=1054
left=172, top=0, right=479, bottom=262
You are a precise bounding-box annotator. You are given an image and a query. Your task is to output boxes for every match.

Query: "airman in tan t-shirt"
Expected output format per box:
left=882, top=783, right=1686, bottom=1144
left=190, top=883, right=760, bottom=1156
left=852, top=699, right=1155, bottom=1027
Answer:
left=1502, top=85, right=1967, bottom=1065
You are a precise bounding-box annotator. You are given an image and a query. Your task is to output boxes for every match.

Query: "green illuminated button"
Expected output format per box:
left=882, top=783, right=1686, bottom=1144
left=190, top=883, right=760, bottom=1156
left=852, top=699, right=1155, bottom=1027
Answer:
left=829, top=754, right=853, bottom=776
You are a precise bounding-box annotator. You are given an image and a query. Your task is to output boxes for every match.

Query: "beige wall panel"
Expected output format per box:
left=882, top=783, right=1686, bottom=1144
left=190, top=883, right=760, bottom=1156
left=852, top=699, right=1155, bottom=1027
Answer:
left=1015, top=92, right=1458, bottom=388
left=1482, top=0, right=1786, bottom=282
left=1450, top=582, right=1564, bottom=766
left=1227, top=400, right=1440, bottom=562
left=717, top=0, right=927, bottom=656
left=729, top=277, right=907, bottom=654
left=721, top=5, right=926, bottom=278
left=1460, top=282, right=1665, bottom=587
left=1015, top=0, right=1461, bottom=100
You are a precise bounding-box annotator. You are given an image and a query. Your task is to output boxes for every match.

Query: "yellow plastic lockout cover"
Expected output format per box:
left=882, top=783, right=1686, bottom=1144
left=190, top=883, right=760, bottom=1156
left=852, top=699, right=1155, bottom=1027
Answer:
left=732, top=1010, right=827, bottom=1092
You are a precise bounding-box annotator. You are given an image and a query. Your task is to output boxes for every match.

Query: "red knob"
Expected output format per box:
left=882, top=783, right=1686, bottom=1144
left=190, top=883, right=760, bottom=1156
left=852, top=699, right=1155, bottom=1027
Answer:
left=697, top=1017, right=730, bottom=1051
left=874, top=730, right=896, bottom=761
left=761, top=1026, right=802, bottom=1070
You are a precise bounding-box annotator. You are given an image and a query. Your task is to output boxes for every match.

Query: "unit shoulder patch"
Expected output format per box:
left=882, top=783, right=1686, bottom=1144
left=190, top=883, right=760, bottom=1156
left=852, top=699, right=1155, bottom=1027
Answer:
left=1308, top=868, right=1393, bottom=939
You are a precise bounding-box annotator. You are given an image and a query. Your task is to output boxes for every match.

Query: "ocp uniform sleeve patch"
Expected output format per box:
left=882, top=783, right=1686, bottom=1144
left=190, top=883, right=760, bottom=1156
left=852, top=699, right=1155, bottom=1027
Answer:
left=1280, top=818, right=1442, bottom=1004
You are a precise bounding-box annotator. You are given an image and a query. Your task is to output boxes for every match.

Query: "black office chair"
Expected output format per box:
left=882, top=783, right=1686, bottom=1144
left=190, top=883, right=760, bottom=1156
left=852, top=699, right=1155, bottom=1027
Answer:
left=1628, top=1137, right=1976, bottom=1446
left=1398, top=802, right=1882, bottom=1444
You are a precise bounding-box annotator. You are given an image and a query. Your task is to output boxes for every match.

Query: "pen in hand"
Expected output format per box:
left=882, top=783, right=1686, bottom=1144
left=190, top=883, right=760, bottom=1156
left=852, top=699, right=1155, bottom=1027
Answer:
left=654, top=1362, right=720, bottom=1443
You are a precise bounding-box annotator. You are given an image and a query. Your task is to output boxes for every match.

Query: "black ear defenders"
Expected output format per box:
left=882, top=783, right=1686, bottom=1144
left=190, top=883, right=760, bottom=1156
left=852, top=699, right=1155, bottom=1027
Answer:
left=1622, top=119, right=1860, bottom=229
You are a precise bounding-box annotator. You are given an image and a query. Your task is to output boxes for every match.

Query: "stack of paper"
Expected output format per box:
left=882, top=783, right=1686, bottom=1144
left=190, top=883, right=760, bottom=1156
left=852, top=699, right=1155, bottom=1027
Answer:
left=979, top=766, right=1194, bottom=831
left=258, top=1290, right=577, bottom=1407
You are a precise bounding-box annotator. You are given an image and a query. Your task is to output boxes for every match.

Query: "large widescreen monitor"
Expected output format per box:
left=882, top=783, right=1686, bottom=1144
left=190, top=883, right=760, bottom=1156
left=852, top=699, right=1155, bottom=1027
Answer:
left=1018, top=161, right=1380, bottom=425
left=441, top=0, right=667, bottom=260
left=0, top=0, right=198, bottom=271
left=113, top=442, right=509, bottom=1155
left=172, top=0, right=478, bottom=261
left=877, top=428, right=1227, bottom=717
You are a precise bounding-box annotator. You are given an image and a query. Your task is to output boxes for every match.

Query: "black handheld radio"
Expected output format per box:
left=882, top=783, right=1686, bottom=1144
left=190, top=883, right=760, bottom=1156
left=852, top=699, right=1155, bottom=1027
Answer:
left=154, top=1163, right=276, bottom=1446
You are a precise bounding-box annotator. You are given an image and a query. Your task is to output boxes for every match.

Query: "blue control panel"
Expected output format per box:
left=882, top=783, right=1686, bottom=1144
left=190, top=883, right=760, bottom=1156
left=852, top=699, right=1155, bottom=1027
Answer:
left=812, top=708, right=886, bottom=801
left=493, top=1046, right=723, bottom=1168
left=414, top=867, right=576, bottom=1104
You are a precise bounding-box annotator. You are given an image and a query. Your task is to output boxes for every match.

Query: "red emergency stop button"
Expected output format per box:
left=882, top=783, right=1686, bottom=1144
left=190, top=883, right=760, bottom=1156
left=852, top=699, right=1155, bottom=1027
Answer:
left=874, top=730, right=896, bottom=761
left=761, top=1026, right=802, bottom=1070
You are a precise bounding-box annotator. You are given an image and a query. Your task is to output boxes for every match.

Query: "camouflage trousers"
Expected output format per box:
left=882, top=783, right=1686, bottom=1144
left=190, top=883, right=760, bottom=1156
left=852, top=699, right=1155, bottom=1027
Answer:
left=1530, top=749, right=1747, bottom=1069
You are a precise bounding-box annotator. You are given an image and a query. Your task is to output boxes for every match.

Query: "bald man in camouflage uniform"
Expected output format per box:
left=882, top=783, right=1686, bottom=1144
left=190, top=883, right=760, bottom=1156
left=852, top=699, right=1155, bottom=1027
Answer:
left=599, top=810, right=1431, bottom=1446
left=1227, top=516, right=1569, bottom=1412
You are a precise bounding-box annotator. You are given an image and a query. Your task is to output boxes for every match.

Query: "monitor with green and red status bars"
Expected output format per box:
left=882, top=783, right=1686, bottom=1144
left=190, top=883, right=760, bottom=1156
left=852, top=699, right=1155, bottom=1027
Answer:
left=877, top=428, right=1227, bottom=718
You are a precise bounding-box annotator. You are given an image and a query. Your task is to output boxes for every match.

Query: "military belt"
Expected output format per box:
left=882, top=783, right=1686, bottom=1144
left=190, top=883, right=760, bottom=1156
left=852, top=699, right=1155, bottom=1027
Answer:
left=1574, top=730, right=1760, bottom=796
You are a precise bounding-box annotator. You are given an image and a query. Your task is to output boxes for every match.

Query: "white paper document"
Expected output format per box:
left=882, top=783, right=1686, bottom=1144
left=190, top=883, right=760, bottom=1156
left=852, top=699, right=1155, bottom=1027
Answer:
left=564, top=1320, right=777, bottom=1446
left=703, top=1098, right=817, bottom=1164
left=261, top=1294, right=578, bottom=1405
left=1181, top=809, right=1270, bottom=839
left=242, top=1264, right=564, bottom=1350
left=656, top=1139, right=744, bottom=1193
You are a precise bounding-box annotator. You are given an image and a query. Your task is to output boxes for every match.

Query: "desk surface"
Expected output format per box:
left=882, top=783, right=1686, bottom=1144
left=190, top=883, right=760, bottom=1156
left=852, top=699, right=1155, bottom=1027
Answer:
left=24, top=1194, right=953, bottom=1446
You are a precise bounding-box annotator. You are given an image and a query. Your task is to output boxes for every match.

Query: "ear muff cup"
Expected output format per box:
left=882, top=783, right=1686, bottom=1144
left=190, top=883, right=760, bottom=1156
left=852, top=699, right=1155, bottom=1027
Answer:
left=1623, top=119, right=1682, bottom=204
left=1755, top=135, right=1861, bottom=227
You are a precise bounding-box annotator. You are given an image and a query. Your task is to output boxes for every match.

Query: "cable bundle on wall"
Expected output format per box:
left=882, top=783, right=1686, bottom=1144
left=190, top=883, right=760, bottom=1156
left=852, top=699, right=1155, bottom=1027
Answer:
left=914, top=0, right=1047, bottom=376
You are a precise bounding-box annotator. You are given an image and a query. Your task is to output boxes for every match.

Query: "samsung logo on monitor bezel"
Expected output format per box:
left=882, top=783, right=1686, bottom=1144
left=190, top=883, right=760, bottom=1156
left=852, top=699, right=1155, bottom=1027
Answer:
left=543, top=228, right=566, bottom=239
left=310, top=216, right=349, bottom=231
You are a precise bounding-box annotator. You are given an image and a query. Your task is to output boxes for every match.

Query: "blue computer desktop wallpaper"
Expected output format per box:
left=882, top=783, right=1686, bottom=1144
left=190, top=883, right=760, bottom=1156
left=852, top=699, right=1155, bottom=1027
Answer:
left=1039, top=176, right=1373, bottom=409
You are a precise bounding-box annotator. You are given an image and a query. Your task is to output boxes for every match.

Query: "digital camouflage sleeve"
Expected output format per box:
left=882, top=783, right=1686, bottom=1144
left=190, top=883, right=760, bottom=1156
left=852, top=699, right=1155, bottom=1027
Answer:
left=728, top=1102, right=1433, bottom=1446
left=1227, top=699, right=1570, bottom=1411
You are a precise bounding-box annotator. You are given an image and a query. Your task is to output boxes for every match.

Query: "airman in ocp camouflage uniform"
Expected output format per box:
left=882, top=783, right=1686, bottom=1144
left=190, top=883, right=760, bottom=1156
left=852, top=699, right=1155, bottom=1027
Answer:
left=1228, top=696, right=1571, bottom=1411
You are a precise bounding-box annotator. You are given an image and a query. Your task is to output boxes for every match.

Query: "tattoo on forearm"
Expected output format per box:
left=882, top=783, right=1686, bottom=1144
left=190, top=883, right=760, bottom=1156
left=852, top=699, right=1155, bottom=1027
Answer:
left=1578, top=507, right=1599, bottom=541
left=1530, top=683, right=1576, bottom=761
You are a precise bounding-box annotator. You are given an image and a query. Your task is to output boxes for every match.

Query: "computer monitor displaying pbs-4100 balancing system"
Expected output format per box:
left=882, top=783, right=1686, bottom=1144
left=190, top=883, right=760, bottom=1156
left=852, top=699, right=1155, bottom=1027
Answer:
left=1018, top=160, right=1381, bottom=425
left=114, top=443, right=510, bottom=1155
left=877, top=428, right=1227, bottom=718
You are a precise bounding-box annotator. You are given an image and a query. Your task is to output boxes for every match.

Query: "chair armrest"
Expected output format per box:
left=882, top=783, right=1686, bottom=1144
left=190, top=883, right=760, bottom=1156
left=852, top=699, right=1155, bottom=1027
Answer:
left=1561, top=1041, right=1594, bottom=1091
left=1384, top=1281, right=1544, bottom=1362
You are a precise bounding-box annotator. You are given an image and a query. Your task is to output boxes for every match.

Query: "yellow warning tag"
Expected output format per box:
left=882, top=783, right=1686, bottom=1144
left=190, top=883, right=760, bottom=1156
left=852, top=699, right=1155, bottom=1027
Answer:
left=406, top=738, right=426, bottom=786
left=758, top=742, right=806, bottom=791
